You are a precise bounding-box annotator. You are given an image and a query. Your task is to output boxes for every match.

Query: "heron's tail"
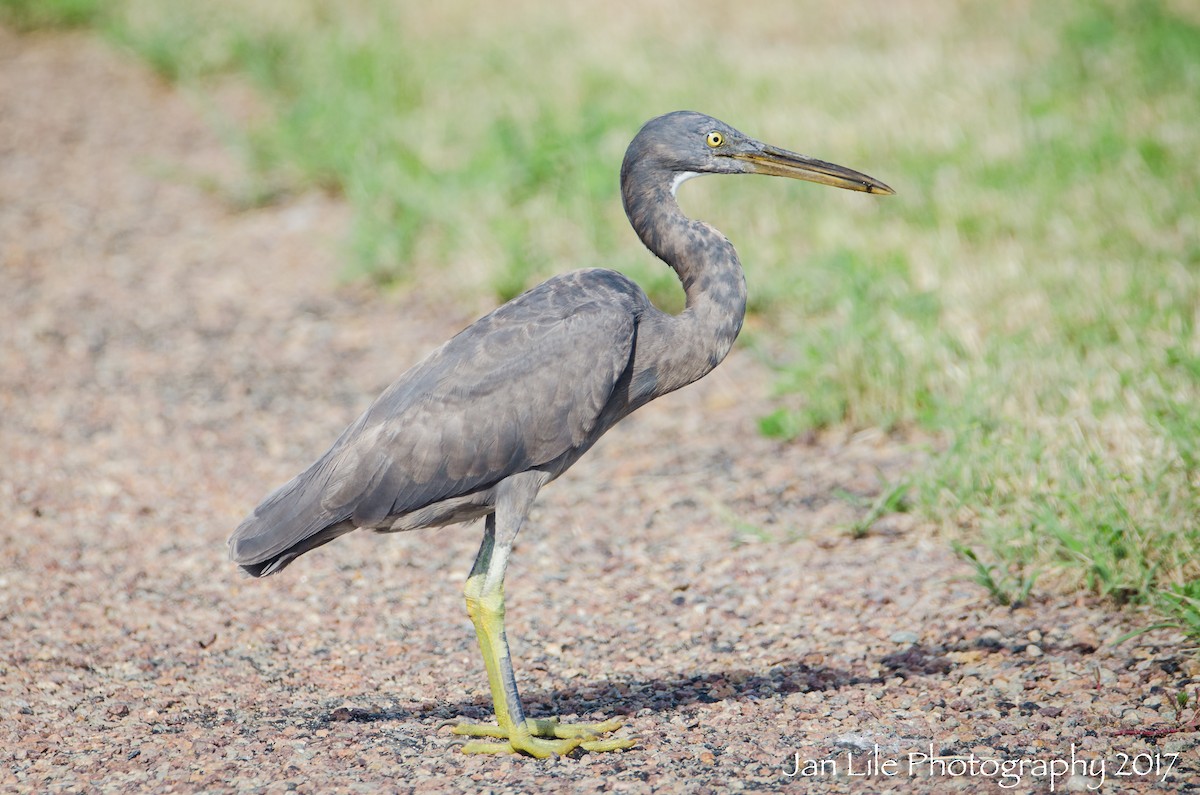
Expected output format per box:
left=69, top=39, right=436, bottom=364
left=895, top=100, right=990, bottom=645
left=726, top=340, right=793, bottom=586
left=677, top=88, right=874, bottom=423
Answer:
left=228, top=466, right=353, bottom=577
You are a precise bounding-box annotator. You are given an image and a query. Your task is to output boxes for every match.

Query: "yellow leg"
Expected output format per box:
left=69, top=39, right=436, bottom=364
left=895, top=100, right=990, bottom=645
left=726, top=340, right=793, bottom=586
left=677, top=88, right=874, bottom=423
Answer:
left=452, top=514, right=634, bottom=757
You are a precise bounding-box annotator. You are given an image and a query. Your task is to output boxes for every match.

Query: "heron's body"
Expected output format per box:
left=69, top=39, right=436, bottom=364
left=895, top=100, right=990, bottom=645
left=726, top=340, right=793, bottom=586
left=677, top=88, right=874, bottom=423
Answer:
left=229, top=111, right=891, bottom=756
left=233, top=258, right=741, bottom=576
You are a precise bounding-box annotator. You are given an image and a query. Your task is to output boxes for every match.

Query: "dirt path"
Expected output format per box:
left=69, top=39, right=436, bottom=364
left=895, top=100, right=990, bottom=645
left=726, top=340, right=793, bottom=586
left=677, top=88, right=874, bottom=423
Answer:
left=1, top=28, right=1196, bottom=794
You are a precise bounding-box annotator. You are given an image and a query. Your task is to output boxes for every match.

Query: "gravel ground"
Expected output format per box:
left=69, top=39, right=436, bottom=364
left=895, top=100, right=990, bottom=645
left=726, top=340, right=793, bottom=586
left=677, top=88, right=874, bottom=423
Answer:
left=2, top=28, right=1197, bottom=794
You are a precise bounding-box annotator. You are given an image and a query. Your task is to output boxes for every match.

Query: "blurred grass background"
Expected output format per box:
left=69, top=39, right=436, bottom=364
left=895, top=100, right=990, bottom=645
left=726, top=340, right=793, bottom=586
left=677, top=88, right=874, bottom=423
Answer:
left=5, top=0, right=1197, bottom=639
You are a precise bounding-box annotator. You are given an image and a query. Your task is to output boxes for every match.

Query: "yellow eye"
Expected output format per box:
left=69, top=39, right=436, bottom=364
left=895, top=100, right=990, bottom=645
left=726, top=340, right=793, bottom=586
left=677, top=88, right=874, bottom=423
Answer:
left=705, top=131, right=725, bottom=148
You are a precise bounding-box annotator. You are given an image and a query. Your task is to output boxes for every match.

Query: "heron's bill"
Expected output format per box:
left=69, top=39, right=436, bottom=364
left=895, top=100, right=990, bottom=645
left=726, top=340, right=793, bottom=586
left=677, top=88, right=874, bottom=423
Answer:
left=733, top=144, right=894, bottom=195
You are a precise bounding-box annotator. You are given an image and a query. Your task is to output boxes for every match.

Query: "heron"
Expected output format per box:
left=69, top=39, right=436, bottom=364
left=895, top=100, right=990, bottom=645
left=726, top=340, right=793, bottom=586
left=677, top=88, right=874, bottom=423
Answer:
left=228, top=111, right=893, bottom=757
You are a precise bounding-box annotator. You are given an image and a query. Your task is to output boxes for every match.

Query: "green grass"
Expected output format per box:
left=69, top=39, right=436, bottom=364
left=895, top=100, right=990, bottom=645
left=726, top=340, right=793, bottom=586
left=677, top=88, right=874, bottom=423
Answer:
left=6, top=0, right=1197, bottom=640
left=952, top=542, right=1037, bottom=609
left=0, top=0, right=102, bottom=29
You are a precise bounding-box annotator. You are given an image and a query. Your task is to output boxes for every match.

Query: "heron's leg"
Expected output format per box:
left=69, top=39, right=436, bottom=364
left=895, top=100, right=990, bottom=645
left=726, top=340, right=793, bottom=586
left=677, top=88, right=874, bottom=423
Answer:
left=453, top=474, right=634, bottom=757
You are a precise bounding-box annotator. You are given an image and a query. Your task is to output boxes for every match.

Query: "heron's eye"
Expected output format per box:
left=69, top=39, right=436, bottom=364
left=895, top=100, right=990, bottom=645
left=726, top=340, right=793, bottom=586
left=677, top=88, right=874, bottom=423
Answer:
left=705, top=131, right=725, bottom=148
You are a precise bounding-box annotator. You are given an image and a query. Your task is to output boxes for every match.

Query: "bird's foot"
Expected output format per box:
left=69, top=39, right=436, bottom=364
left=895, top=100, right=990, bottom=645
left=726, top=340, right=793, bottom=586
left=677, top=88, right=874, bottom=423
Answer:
left=454, top=716, right=635, bottom=757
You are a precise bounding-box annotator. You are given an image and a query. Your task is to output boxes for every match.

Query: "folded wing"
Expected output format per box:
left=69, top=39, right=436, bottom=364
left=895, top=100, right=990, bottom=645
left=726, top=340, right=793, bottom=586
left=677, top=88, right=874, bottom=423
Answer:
left=229, top=270, right=646, bottom=571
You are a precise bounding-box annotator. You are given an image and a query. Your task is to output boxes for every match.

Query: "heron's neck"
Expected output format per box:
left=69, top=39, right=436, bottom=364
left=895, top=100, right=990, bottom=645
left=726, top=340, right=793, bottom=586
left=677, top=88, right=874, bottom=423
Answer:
left=622, top=176, right=748, bottom=394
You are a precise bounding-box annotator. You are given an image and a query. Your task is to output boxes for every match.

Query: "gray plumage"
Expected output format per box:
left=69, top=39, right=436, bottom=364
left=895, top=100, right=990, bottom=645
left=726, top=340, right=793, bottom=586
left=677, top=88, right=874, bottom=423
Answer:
left=228, top=110, right=892, bottom=756
left=231, top=268, right=649, bottom=575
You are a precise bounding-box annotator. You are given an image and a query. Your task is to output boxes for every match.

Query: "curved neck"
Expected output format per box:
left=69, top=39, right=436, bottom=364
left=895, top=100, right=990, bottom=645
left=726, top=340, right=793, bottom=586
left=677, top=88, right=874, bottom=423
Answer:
left=621, top=167, right=748, bottom=395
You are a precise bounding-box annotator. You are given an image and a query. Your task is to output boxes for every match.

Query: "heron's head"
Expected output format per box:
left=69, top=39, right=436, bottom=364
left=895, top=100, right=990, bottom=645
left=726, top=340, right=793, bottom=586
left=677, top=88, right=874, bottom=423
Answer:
left=627, top=110, right=894, bottom=196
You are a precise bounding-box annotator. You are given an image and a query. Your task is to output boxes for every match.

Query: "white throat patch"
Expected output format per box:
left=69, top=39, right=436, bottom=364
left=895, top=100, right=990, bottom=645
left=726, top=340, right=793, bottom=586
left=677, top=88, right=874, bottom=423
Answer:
left=671, top=171, right=701, bottom=197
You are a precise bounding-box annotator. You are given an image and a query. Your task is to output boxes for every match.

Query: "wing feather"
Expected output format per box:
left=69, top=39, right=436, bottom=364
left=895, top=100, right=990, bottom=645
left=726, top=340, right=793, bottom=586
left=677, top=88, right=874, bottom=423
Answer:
left=229, top=270, right=646, bottom=568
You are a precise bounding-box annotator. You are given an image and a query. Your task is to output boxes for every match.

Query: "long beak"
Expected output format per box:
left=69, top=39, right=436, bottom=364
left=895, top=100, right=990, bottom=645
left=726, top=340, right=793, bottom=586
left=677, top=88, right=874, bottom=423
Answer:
left=731, top=143, right=894, bottom=195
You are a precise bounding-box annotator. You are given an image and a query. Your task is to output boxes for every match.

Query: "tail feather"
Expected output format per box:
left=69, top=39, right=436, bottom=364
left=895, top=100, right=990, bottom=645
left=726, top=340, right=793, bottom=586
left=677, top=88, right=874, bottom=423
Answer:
left=233, top=520, right=354, bottom=577
left=228, top=465, right=353, bottom=577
